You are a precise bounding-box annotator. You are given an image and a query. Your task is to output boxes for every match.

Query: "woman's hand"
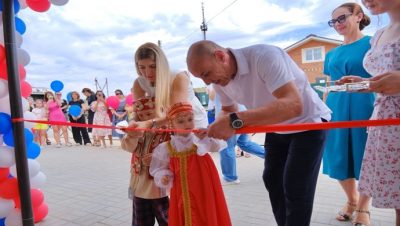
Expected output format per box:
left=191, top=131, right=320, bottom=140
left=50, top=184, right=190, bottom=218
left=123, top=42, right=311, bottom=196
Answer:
left=336, top=75, right=364, bottom=85
left=161, top=175, right=170, bottom=185
left=124, top=120, right=150, bottom=138
left=141, top=153, right=152, bottom=166
left=369, top=71, right=400, bottom=95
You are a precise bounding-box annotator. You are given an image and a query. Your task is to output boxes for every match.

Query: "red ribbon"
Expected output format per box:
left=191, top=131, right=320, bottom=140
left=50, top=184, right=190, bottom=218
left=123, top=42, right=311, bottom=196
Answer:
left=12, top=118, right=400, bottom=134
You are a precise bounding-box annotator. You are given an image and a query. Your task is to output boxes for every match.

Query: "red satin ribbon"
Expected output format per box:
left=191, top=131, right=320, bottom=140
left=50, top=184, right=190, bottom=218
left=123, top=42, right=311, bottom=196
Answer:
left=12, top=118, right=400, bottom=134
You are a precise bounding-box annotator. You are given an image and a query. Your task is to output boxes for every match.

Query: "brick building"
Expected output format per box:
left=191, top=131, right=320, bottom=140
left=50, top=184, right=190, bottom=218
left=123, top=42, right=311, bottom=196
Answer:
left=284, top=34, right=342, bottom=83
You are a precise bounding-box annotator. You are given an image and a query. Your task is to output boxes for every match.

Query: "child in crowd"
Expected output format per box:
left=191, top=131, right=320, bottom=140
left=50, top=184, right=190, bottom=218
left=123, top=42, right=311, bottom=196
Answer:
left=121, top=97, right=170, bottom=226
left=150, top=102, right=231, bottom=226
left=31, top=99, right=48, bottom=147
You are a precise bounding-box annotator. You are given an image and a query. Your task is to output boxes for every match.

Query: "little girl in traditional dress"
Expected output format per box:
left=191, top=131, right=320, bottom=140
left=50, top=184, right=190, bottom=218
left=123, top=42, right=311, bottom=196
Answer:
left=150, top=102, right=231, bottom=226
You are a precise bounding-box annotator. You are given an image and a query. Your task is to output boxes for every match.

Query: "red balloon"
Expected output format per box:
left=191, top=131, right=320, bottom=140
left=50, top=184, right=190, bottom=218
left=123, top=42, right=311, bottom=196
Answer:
left=14, top=188, right=44, bottom=209
left=0, top=178, right=19, bottom=199
left=0, top=45, right=5, bottom=62
left=26, top=0, right=51, bottom=12
left=20, top=80, right=32, bottom=98
left=33, top=202, right=48, bottom=223
left=0, top=168, right=10, bottom=183
left=125, top=94, right=134, bottom=106
left=106, top=96, right=120, bottom=110
left=0, top=62, right=28, bottom=81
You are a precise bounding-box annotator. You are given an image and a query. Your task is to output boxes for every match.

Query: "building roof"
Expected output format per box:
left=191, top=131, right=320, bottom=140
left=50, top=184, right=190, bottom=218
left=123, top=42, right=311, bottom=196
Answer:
left=284, top=34, right=342, bottom=52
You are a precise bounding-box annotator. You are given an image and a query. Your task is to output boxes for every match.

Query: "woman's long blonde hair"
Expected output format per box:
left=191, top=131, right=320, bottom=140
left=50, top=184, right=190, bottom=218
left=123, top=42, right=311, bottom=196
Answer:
left=134, top=42, right=173, bottom=117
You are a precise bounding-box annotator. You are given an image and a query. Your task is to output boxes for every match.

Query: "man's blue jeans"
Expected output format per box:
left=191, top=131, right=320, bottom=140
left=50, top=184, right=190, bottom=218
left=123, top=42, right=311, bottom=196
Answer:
left=220, top=133, right=265, bottom=182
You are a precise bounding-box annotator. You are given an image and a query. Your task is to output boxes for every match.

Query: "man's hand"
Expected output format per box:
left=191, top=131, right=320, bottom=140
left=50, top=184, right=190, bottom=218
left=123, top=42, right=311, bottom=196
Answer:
left=207, top=115, right=235, bottom=140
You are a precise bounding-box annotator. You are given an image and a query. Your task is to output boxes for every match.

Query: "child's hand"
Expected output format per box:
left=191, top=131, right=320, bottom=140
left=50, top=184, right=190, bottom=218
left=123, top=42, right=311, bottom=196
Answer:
left=194, top=128, right=208, bottom=139
left=141, top=153, right=152, bottom=166
left=125, top=121, right=145, bottom=138
left=161, top=175, right=170, bottom=185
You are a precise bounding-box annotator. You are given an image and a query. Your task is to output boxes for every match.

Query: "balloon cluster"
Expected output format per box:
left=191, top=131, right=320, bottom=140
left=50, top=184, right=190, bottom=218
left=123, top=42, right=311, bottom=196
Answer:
left=0, top=0, right=69, bottom=225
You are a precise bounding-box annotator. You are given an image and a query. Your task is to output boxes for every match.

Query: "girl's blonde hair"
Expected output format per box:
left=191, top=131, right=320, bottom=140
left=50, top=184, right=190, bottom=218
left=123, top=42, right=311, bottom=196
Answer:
left=134, top=42, right=173, bottom=117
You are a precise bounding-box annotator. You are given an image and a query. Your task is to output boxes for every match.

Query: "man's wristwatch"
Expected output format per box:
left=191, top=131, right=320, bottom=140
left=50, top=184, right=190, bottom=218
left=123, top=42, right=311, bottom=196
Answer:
left=229, top=112, right=244, bottom=129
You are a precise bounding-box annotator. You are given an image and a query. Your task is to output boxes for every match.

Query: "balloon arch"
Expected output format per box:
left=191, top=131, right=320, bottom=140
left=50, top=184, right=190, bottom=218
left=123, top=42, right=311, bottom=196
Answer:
left=0, top=0, right=69, bottom=225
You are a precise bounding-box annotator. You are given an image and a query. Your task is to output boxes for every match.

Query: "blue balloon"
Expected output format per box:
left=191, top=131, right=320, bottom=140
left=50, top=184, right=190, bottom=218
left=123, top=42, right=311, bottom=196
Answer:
left=3, top=128, right=33, bottom=147
left=0, top=112, right=12, bottom=134
left=27, top=142, right=41, bottom=159
left=15, top=17, right=26, bottom=35
left=0, top=217, right=4, bottom=226
left=0, top=0, right=20, bottom=14
left=66, top=92, right=73, bottom=102
left=3, top=129, right=14, bottom=146
left=69, top=105, right=81, bottom=117
left=50, top=80, right=64, bottom=92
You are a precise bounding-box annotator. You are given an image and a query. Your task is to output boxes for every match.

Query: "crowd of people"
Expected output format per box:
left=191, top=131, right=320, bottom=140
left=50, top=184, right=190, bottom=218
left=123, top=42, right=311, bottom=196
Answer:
left=24, top=0, right=399, bottom=225
left=28, top=88, right=130, bottom=149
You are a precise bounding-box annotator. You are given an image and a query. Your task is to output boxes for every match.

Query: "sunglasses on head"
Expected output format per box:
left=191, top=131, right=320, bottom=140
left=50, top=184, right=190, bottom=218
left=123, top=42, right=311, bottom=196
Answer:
left=328, top=14, right=352, bottom=27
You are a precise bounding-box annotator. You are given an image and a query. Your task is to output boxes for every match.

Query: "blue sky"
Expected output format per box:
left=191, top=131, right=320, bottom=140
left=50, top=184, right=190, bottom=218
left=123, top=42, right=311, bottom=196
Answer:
left=8, top=0, right=389, bottom=97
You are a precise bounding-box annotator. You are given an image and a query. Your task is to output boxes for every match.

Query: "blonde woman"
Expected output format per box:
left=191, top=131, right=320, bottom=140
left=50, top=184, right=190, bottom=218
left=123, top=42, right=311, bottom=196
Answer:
left=127, top=42, right=207, bottom=136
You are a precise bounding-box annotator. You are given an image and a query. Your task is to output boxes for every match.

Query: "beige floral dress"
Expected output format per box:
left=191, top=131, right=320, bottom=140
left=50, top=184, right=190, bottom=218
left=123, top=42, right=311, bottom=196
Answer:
left=358, top=28, right=400, bottom=208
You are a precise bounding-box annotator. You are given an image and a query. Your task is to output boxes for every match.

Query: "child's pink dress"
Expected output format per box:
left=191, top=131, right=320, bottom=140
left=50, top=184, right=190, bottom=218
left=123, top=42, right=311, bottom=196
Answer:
left=359, top=29, right=400, bottom=208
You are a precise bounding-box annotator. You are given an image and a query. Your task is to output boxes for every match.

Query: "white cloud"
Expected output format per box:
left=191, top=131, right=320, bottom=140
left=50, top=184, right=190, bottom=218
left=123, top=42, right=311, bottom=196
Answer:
left=3, top=0, right=389, bottom=98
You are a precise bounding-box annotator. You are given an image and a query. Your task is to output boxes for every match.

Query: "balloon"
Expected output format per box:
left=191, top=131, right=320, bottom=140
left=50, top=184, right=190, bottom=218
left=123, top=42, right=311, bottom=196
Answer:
left=0, top=79, right=8, bottom=98
left=26, top=0, right=51, bottom=12
left=14, top=188, right=43, bottom=209
left=0, top=168, right=9, bottom=183
left=10, top=159, right=40, bottom=178
left=3, top=128, right=34, bottom=147
left=18, top=0, right=28, bottom=9
left=4, top=208, right=22, bottom=226
left=125, top=94, right=134, bottom=106
left=0, top=95, right=11, bottom=114
left=115, top=120, right=128, bottom=135
left=17, top=48, right=30, bottom=66
left=0, top=62, right=28, bottom=80
left=50, top=80, right=63, bottom=92
left=50, top=0, right=68, bottom=6
left=0, top=198, right=14, bottom=218
left=33, top=202, right=48, bottom=223
left=30, top=171, right=46, bottom=189
left=20, top=80, right=32, bottom=98
left=0, top=135, right=2, bottom=145
left=0, top=178, right=19, bottom=199
left=0, top=113, right=11, bottom=134
left=15, top=17, right=26, bottom=35
left=0, top=45, right=5, bottom=62
left=15, top=32, right=22, bottom=48
left=27, top=142, right=40, bottom=159
left=106, top=96, right=120, bottom=110
left=68, top=105, right=81, bottom=117
left=0, top=0, right=20, bottom=13
left=23, top=111, right=36, bottom=130
left=66, top=91, right=72, bottom=102
left=0, top=146, right=15, bottom=168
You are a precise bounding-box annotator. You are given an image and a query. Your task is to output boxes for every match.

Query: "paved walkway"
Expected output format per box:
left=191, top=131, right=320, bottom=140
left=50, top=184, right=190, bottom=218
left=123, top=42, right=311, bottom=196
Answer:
left=34, top=134, right=395, bottom=226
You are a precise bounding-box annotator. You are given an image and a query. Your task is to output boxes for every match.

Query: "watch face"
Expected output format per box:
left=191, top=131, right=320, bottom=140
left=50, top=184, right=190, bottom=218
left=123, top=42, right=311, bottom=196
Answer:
left=232, top=119, right=244, bottom=129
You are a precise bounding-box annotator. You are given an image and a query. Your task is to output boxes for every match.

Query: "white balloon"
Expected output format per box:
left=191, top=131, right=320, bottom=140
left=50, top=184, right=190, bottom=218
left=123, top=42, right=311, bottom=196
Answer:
left=50, top=0, right=69, bottom=6
left=17, top=48, right=31, bottom=66
left=5, top=208, right=23, bottom=226
left=0, top=13, right=2, bottom=26
left=0, top=146, right=15, bottom=167
left=15, top=32, right=23, bottom=48
left=115, top=120, right=129, bottom=134
left=0, top=79, right=8, bottom=98
left=21, top=97, right=29, bottom=112
left=10, top=159, right=40, bottom=178
left=18, top=0, right=28, bottom=9
left=0, top=95, right=11, bottom=114
left=0, top=135, right=3, bottom=145
left=0, top=198, right=15, bottom=218
left=23, top=111, right=36, bottom=129
left=30, top=171, right=47, bottom=189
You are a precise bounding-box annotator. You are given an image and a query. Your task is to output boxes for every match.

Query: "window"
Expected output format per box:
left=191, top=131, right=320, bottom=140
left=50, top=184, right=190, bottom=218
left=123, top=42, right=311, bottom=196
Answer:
left=302, top=46, right=325, bottom=63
